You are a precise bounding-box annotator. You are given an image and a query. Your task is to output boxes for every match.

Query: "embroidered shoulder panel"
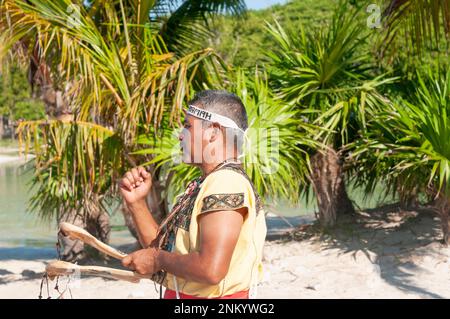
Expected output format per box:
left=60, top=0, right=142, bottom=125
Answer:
left=221, top=165, right=263, bottom=214
left=201, top=193, right=245, bottom=213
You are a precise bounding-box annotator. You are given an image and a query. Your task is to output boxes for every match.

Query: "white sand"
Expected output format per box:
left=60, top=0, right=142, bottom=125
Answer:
left=1, top=209, right=449, bottom=299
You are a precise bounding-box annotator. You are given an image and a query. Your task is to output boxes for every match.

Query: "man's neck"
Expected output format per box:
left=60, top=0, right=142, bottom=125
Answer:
left=200, top=157, right=239, bottom=177
left=200, top=161, right=222, bottom=176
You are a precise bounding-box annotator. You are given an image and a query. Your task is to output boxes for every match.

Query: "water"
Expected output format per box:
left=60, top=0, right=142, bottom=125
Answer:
left=0, top=160, right=52, bottom=247
left=0, top=155, right=134, bottom=259
left=0, top=152, right=394, bottom=257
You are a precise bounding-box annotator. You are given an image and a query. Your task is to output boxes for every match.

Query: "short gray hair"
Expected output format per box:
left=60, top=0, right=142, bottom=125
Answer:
left=189, top=90, right=248, bottom=154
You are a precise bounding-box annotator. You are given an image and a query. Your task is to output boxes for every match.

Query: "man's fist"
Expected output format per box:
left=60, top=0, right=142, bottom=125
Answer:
left=122, top=247, right=160, bottom=275
left=119, top=166, right=152, bottom=205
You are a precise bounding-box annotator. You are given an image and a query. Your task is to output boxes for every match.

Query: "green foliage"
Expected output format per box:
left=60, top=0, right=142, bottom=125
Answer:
left=155, top=0, right=246, bottom=55
left=13, top=100, right=46, bottom=121
left=349, top=66, right=450, bottom=201
left=266, top=7, right=370, bottom=106
left=232, top=69, right=321, bottom=201
left=2, top=0, right=450, bottom=230
left=18, top=120, right=122, bottom=221
left=206, top=0, right=339, bottom=67
left=265, top=5, right=395, bottom=149
left=0, top=63, right=44, bottom=121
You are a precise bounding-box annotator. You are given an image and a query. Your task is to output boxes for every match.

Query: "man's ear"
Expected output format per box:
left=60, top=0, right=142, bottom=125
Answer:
left=209, top=123, right=221, bottom=143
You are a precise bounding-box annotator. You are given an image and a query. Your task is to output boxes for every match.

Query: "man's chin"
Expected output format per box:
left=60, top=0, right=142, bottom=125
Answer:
left=181, top=154, right=193, bottom=165
left=181, top=155, right=201, bottom=167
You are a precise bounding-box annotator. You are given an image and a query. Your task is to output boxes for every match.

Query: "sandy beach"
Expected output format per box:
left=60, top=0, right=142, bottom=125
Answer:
left=1, top=208, right=449, bottom=299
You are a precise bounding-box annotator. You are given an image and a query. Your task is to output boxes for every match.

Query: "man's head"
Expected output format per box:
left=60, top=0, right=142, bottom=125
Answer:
left=179, top=90, right=248, bottom=165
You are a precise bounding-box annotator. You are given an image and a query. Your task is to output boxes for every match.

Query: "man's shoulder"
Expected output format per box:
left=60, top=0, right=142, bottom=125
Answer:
left=200, top=167, right=253, bottom=195
left=206, top=167, right=250, bottom=184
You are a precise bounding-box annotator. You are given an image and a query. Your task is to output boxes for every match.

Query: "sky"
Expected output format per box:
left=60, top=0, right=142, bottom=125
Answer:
left=245, top=0, right=287, bottom=10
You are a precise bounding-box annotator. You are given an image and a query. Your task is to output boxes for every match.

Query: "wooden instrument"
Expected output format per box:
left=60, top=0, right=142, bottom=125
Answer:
left=46, top=223, right=147, bottom=284
left=46, top=260, right=150, bottom=283
left=59, top=222, right=127, bottom=260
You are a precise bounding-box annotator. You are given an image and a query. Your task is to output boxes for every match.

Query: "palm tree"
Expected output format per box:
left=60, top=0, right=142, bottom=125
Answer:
left=265, top=5, right=394, bottom=227
left=349, top=66, right=450, bottom=245
left=0, top=0, right=245, bottom=260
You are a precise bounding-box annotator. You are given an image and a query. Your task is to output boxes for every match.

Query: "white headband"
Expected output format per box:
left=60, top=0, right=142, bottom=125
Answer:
left=187, top=105, right=245, bottom=133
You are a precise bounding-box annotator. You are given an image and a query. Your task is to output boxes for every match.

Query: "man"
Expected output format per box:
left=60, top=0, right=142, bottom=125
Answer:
left=119, top=90, right=267, bottom=299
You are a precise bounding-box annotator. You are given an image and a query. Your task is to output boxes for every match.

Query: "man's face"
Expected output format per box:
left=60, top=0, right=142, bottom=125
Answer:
left=179, top=113, right=224, bottom=165
left=179, top=114, right=206, bottom=164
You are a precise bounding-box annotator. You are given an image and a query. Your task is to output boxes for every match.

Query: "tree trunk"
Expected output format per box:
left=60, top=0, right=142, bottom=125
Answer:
left=120, top=201, right=139, bottom=240
left=86, top=210, right=111, bottom=246
left=57, top=209, right=86, bottom=262
left=57, top=208, right=111, bottom=262
left=434, top=192, right=450, bottom=246
left=85, top=210, right=111, bottom=258
left=310, top=147, right=355, bottom=228
left=147, top=178, right=170, bottom=224
left=442, top=205, right=449, bottom=246
left=398, top=180, right=420, bottom=209
left=28, top=41, right=71, bottom=119
left=0, top=115, right=3, bottom=139
left=8, top=118, right=15, bottom=140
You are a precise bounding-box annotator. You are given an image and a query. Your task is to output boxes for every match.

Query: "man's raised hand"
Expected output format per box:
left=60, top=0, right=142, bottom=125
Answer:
left=119, top=166, right=152, bottom=205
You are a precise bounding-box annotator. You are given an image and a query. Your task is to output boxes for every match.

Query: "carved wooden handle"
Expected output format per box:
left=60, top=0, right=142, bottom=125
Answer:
left=59, top=222, right=127, bottom=260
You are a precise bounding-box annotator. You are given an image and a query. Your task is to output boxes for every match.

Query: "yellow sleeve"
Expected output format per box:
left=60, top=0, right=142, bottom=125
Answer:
left=198, top=169, right=253, bottom=216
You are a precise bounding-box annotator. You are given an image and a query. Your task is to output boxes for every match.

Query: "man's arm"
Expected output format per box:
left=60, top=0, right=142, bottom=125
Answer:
left=123, top=207, right=246, bottom=285
left=127, top=201, right=159, bottom=248
left=158, top=207, right=245, bottom=284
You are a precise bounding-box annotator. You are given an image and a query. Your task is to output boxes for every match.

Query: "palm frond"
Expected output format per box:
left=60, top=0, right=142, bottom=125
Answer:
left=382, top=0, right=450, bottom=52
left=266, top=5, right=396, bottom=149
left=348, top=66, right=450, bottom=201
left=157, top=0, right=246, bottom=54
left=235, top=69, right=321, bottom=202
left=266, top=5, right=371, bottom=108
left=17, top=119, right=123, bottom=220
